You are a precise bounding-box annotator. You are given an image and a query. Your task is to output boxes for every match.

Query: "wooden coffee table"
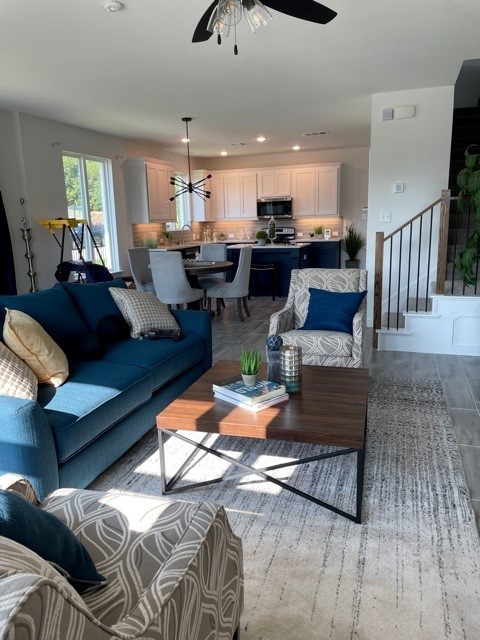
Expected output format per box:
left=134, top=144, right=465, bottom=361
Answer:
left=156, top=360, right=369, bottom=523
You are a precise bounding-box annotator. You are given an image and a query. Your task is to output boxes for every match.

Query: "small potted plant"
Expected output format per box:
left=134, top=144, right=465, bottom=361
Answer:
left=314, top=225, right=324, bottom=239
left=256, top=230, right=268, bottom=246
left=341, top=223, right=366, bottom=268
left=239, top=348, right=262, bottom=386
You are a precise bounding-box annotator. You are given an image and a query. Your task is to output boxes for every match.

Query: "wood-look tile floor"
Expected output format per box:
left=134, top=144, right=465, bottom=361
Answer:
left=212, top=296, right=480, bottom=534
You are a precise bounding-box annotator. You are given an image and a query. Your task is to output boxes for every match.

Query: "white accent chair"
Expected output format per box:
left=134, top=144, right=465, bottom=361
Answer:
left=127, top=248, right=155, bottom=293
left=206, top=246, right=252, bottom=321
left=268, top=268, right=368, bottom=367
left=149, top=250, right=204, bottom=309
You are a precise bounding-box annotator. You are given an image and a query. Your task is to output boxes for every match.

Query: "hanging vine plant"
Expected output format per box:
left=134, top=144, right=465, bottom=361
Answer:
left=455, top=144, right=480, bottom=285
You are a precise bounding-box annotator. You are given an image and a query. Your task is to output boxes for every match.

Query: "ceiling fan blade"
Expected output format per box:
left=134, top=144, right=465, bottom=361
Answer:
left=263, top=0, right=337, bottom=25
left=192, top=0, right=218, bottom=42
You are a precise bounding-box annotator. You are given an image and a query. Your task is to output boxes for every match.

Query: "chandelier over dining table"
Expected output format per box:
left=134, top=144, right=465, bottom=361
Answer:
left=170, top=118, right=212, bottom=203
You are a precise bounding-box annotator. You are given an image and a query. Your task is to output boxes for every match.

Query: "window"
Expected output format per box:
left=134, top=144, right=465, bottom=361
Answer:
left=62, top=153, right=118, bottom=270
left=166, top=173, right=188, bottom=231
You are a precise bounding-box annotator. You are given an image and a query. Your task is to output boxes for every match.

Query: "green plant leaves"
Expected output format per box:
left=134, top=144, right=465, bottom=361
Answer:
left=457, top=168, right=471, bottom=190
left=467, top=170, right=480, bottom=194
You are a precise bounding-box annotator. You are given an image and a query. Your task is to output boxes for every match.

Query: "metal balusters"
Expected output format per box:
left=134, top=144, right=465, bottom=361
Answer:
left=396, top=230, right=402, bottom=329
left=415, top=216, right=423, bottom=312
left=425, top=207, right=434, bottom=311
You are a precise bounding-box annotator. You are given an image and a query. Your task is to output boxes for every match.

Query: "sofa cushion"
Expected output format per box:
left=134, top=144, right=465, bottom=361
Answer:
left=101, top=335, right=205, bottom=391
left=4, top=309, right=69, bottom=387
left=0, top=490, right=106, bottom=593
left=58, top=279, right=127, bottom=332
left=0, top=342, right=38, bottom=400
left=38, top=360, right=152, bottom=463
left=0, top=287, right=88, bottom=347
left=109, top=288, right=181, bottom=339
left=281, top=329, right=353, bottom=357
left=302, top=288, right=367, bottom=334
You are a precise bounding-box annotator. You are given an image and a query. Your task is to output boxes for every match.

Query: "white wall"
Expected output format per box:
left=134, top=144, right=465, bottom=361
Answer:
left=0, top=110, right=188, bottom=293
left=366, top=86, right=454, bottom=325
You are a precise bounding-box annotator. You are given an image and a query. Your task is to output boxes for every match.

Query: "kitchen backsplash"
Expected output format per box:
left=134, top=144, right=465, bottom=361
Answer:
left=133, top=217, right=344, bottom=247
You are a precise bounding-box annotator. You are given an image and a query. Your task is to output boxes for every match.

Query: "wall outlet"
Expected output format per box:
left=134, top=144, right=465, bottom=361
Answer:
left=332, top=230, right=339, bottom=237
left=228, top=233, right=235, bottom=238
left=380, top=212, right=391, bottom=223
left=297, top=232, right=304, bottom=237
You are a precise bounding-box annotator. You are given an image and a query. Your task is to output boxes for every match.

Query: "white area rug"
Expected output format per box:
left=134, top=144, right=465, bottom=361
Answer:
left=92, top=378, right=480, bottom=639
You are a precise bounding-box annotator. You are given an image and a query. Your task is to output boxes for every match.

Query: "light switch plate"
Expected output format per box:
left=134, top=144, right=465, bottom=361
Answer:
left=380, top=212, right=391, bottom=223
left=228, top=234, right=235, bottom=238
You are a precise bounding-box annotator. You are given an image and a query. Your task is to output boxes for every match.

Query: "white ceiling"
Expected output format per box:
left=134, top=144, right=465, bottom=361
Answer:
left=1, top=0, right=479, bottom=158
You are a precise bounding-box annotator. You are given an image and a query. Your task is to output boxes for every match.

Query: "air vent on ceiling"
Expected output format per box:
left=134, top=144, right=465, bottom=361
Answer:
left=303, top=130, right=329, bottom=137
left=229, top=142, right=247, bottom=147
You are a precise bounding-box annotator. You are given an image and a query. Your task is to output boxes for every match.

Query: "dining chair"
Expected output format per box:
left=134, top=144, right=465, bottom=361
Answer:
left=127, top=247, right=155, bottom=293
left=199, top=243, right=228, bottom=307
left=149, top=250, right=204, bottom=309
left=206, top=246, right=252, bottom=321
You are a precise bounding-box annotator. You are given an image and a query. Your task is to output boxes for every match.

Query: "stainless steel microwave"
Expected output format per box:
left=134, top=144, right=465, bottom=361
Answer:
left=257, top=196, right=292, bottom=219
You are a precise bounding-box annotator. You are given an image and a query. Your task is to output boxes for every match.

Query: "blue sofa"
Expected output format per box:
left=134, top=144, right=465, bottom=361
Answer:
left=0, top=279, right=212, bottom=499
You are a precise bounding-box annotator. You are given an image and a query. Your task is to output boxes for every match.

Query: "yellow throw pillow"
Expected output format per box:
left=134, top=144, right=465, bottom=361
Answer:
left=3, top=309, right=69, bottom=387
left=0, top=342, right=38, bottom=400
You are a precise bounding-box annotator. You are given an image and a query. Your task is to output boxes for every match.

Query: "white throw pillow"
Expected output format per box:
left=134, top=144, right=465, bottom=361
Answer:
left=0, top=342, right=38, bottom=400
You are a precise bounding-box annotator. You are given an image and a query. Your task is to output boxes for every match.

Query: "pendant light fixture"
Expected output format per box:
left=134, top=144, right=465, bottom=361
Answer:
left=206, top=0, right=272, bottom=55
left=170, top=118, right=212, bottom=202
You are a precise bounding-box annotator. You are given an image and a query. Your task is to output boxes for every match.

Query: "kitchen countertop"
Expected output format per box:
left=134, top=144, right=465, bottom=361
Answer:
left=292, top=238, right=341, bottom=243
left=227, top=243, right=311, bottom=249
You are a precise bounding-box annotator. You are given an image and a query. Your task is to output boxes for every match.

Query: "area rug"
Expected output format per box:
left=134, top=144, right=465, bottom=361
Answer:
left=91, top=378, right=480, bottom=640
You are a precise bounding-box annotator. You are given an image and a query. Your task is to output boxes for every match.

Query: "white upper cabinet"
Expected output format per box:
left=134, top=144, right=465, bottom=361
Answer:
left=125, top=158, right=176, bottom=223
left=257, top=169, right=291, bottom=197
left=292, top=167, right=316, bottom=216
left=209, top=174, right=225, bottom=220
left=316, top=165, right=340, bottom=216
left=292, top=163, right=341, bottom=217
left=223, top=172, right=257, bottom=219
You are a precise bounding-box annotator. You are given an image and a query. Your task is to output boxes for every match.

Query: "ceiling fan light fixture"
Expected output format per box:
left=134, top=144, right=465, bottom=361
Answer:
left=243, top=0, right=272, bottom=33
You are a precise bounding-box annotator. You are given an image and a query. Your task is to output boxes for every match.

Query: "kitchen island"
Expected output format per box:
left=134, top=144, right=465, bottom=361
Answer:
left=227, top=243, right=310, bottom=298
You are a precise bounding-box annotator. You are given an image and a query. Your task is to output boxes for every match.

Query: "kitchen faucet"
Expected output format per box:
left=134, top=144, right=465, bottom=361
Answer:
left=181, top=224, right=193, bottom=244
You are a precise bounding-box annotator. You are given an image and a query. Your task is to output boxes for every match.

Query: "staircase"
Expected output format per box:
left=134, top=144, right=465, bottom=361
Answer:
left=374, top=107, right=480, bottom=354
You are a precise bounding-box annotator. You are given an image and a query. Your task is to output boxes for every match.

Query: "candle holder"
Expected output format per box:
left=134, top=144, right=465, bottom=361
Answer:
left=280, top=345, right=302, bottom=394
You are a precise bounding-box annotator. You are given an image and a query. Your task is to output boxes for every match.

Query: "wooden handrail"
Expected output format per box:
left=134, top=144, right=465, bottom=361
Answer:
left=383, top=198, right=441, bottom=242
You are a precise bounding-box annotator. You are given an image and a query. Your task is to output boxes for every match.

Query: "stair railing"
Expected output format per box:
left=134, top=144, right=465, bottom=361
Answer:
left=373, top=189, right=450, bottom=348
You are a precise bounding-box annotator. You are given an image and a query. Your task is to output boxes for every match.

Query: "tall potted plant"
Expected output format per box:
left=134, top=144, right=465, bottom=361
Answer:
left=341, top=224, right=366, bottom=268
left=455, top=144, right=480, bottom=286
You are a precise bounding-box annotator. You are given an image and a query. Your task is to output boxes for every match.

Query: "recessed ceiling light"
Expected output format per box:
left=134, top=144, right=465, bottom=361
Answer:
left=292, top=145, right=301, bottom=151
left=181, top=138, right=190, bottom=143
left=256, top=136, right=266, bottom=143
left=220, top=151, right=228, bottom=156
left=104, top=1, right=125, bottom=13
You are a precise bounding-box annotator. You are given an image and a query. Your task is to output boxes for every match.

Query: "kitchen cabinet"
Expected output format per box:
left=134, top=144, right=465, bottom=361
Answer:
left=292, top=163, right=341, bottom=217
left=188, top=171, right=225, bottom=222
left=125, top=158, right=176, bottom=223
left=227, top=245, right=309, bottom=297
left=224, top=172, right=257, bottom=219
left=257, top=169, right=291, bottom=197
left=306, top=241, right=341, bottom=268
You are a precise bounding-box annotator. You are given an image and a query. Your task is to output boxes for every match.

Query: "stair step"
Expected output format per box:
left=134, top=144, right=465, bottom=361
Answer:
left=381, top=312, right=406, bottom=330
left=443, top=280, right=480, bottom=295
left=407, top=297, right=432, bottom=312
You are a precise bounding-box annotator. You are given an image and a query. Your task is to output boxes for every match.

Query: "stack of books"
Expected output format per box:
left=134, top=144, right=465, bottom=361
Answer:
left=212, top=378, right=288, bottom=412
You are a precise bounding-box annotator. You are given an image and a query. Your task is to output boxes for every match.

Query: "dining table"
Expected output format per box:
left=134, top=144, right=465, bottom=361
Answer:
left=182, top=259, right=234, bottom=289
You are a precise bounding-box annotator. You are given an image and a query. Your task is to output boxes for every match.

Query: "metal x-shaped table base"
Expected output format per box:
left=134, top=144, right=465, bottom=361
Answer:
left=158, top=429, right=365, bottom=524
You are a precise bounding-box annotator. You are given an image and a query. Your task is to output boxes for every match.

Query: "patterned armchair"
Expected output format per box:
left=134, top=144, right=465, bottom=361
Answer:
left=268, top=268, right=368, bottom=367
left=0, top=475, right=243, bottom=640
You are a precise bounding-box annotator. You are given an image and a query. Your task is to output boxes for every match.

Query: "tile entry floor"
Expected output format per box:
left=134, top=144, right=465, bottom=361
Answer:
left=212, top=296, right=480, bottom=534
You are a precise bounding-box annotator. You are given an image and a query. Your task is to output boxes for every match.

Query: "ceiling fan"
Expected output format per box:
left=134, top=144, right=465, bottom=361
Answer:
left=192, top=0, right=337, bottom=53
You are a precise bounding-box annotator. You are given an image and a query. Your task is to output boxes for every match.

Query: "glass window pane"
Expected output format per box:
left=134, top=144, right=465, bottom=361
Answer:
left=63, top=155, right=84, bottom=220
left=86, top=159, right=110, bottom=267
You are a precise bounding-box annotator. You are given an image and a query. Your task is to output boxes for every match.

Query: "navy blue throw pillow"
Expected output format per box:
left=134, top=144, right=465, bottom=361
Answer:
left=0, top=490, right=106, bottom=593
left=301, top=288, right=367, bottom=334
